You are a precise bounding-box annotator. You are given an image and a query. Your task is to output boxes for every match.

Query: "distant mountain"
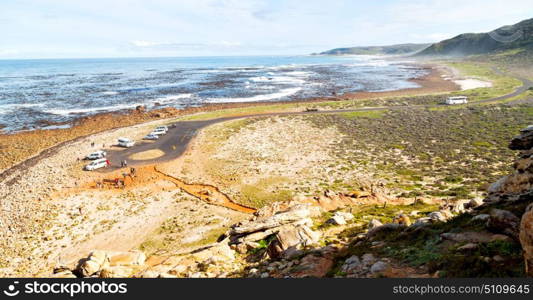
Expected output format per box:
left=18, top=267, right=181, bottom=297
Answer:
left=417, top=18, right=533, bottom=57
left=317, top=43, right=431, bottom=56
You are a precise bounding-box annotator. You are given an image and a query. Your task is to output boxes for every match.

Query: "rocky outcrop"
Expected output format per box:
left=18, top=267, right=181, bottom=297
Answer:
left=509, top=127, right=533, bottom=150
left=228, top=203, right=322, bottom=259
left=486, top=126, right=533, bottom=276
left=520, top=204, right=533, bottom=276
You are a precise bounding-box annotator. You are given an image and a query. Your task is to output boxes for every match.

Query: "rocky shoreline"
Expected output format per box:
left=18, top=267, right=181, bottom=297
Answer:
left=0, top=63, right=455, bottom=174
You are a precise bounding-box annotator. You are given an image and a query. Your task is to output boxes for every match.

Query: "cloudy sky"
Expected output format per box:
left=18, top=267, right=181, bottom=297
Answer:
left=1, top=0, right=531, bottom=59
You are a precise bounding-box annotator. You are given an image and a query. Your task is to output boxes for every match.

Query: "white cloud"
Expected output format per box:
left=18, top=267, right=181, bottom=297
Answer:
left=1, top=0, right=532, bottom=58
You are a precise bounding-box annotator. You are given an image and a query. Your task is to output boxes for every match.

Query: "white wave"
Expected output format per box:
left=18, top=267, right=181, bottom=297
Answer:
left=101, top=91, right=119, bottom=95
left=152, top=94, right=193, bottom=104
left=207, top=87, right=302, bottom=103
left=0, top=103, right=45, bottom=114
left=249, top=76, right=305, bottom=84
left=43, top=103, right=143, bottom=116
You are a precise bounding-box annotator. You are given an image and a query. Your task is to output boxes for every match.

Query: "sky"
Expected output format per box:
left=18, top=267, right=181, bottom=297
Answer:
left=1, top=0, right=532, bottom=59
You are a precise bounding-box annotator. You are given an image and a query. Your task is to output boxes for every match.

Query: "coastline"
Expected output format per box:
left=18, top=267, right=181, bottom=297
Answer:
left=0, top=62, right=457, bottom=174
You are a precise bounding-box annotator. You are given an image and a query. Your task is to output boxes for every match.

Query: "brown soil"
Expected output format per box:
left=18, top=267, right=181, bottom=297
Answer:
left=77, top=165, right=256, bottom=214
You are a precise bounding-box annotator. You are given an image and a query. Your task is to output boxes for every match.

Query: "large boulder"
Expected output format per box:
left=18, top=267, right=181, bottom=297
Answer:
left=192, top=242, right=235, bottom=262
left=440, top=231, right=512, bottom=243
left=267, top=225, right=320, bottom=259
left=509, top=130, right=533, bottom=150
left=286, top=254, right=333, bottom=278
left=77, top=250, right=109, bottom=277
left=99, top=266, right=134, bottom=278
left=487, top=209, right=521, bottom=239
left=366, top=223, right=404, bottom=239
left=108, top=250, right=146, bottom=267
left=231, top=204, right=319, bottom=235
left=519, top=204, right=533, bottom=276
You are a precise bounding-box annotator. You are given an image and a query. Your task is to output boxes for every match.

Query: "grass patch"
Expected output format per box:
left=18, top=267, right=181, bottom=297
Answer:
left=336, top=110, right=386, bottom=119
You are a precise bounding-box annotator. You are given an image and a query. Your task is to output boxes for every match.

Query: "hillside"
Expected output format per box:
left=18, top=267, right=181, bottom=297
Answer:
left=317, top=43, right=431, bottom=56
left=418, top=18, right=533, bottom=57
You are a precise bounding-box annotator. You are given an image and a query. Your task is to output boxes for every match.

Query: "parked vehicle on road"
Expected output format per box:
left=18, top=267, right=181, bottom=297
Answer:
left=155, top=125, right=169, bottom=133
left=151, top=129, right=167, bottom=136
left=118, top=137, right=135, bottom=148
left=85, top=150, right=107, bottom=160
left=84, top=158, right=108, bottom=171
left=144, top=133, right=159, bottom=140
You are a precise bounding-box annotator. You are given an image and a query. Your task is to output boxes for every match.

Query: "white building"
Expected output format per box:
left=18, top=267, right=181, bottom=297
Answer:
left=445, top=96, right=468, bottom=105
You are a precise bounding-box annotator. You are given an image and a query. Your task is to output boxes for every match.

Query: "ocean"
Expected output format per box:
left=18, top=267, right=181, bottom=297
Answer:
left=0, top=55, right=427, bottom=131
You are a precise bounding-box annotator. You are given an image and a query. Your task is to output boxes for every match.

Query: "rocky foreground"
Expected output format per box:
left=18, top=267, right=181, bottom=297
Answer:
left=50, top=126, right=533, bottom=278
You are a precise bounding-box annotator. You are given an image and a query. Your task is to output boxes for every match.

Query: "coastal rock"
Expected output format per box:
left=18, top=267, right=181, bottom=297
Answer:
left=368, top=219, right=383, bottom=230
left=471, top=214, right=490, bottom=222
left=341, top=255, right=362, bottom=274
left=457, top=243, right=479, bottom=251
left=393, top=214, right=411, bottom=226
left=486, top=209, right=521, bottom=239
left=327, top=212, right=353, bottom=226
left=519, top=204, right=533, bottom=276
left=468, top=198, right=484, bottom=208
left=192, top=242, right=235, bottom=262
left=268, top=225, right=320, bottom=259
left=428, top=211, right=450, bottom=222
left=108, top=250, right=146, bottom=267
left=100, top=266, right=134, bottom=278
left=77, top=250, right=109, bottom=277
left=440, top=231, right=512, bottom=243
left=370, top=261, right=388, bottom=274
left=286, top=254, right=333, bottom=278
left=231, top=204, right=318, bottom=235
left=361, top=253, right=377, bottom=267
left=367, top=223, right=404, bottom=239
left=509, top=130, right=533, bottom=150
left=327, top=215, right=347, bottom=225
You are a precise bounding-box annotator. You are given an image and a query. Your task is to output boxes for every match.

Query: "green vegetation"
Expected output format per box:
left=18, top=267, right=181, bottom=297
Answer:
left=445, top=62, right=522, bottom=102
left=319, top=43, right=431, bottom=56
left=417, top=18, right=533, bottom=57
left=239, top=177, right=294, bottom=208
left=307, top=104, right=533, bottom=200
left=334, top=198, right=530, bottom=277
left=177, top=103, right=301, bottom=121
left=337, top=110, right=386, bottom=119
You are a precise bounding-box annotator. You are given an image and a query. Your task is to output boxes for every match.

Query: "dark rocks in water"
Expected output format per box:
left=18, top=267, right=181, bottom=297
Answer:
left=135, top=105, right=146, bottom=113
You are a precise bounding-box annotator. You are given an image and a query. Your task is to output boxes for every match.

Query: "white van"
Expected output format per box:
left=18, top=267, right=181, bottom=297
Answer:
left=86, top=150, right=107, bottom=160
left=155, top=125, right=168, bottom=133
left=85, top=158, right=108, bottom=171
left=118, top=137, right=135, bottom=148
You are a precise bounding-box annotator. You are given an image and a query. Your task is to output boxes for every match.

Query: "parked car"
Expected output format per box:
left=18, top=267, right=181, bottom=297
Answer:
left=118, top=137, right=135, bottom=148
left=155, top=125, right=169, bottom=133
left=84, top=158, right=108, bottom=171
left=151, top=129, right=167, bottom=136
left=85, top=150, right=107, bottom=160
left=144, top=133, right=159, bottom=140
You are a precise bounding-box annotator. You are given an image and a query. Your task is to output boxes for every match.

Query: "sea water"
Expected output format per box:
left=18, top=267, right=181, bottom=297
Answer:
left=0, top=55, right=426, bottom=131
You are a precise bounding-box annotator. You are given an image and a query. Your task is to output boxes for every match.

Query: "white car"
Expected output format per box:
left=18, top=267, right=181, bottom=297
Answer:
left=118, top=137, right=135, bottom=148
left=86, top=150, right=107, bottom=160
left=155, top=125, right=169, bottom=133
left=144, top=133, right=159, bottom=140
left=84, top=158, right=108, bottom=171
left=151, top=129, right=167, bottom=136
